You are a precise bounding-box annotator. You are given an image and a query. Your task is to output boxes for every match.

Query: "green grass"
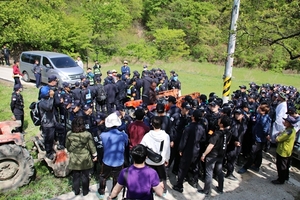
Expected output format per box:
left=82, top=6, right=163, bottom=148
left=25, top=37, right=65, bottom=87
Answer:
left=0, top=60, right=300, bottom=199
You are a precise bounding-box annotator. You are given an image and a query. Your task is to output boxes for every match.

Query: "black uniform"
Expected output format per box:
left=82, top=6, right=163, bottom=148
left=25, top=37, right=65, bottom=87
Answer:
left=10, top=91, right=24, bottom=133
left=176, top=122, right=206, bottom=188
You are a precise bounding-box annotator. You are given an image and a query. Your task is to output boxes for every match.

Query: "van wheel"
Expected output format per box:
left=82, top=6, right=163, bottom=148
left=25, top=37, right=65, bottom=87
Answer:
left=22, top=71, right=30, bottom=82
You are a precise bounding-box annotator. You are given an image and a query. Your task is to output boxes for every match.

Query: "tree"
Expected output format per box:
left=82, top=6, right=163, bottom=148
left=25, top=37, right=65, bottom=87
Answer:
left=153, top=28, right=190, bottom=60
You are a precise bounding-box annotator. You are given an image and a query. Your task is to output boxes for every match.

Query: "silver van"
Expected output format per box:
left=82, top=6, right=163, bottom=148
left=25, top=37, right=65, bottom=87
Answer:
left=19, top=51, right=84, bottom=87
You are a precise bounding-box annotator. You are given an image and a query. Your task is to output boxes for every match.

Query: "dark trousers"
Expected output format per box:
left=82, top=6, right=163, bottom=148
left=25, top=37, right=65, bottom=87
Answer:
left=168, top=145, right=181, bottom=173
left=14, top=114, right=24, bottom=133
left=41, top=126, right=56, bottom=155
left=98, top=163, right=122, bottom=195
left=176, top=158, right=192, bottom=188
left=34, top=73, right=41, bottom=88
left=275, top=153, right=290, bottom=183
left=4, top=55, right=9, bottom=65
left=142, top=95, right=150, bottom=106
left=226, top=149, right=237, bottom=175
left=147, top=164, right=167, bottom=192
left=14, top=77, right=21, bottom=87
left=106, top=102, right=115, bottom=114
left=96, top=100, right=107, bottom=113
left=243, top=142, right=265, bottom=169
left=72, top=169, right=90, bottom=195
left=204, top=156, right=224, bottom=193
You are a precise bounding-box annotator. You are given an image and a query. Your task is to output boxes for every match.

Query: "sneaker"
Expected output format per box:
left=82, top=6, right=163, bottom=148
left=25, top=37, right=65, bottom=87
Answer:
left=249, top=166, right=259, bottom=172
left=215, top=186, right=223, bottom=194
left=271, top=179, right=284, bottom=185
left=57, top=145, right=65, bottom=150
left=172, top=185, right=183, bottom=193
left=172, top=170, right=178, bottom=175
left=46, top=153, right=54, bottom=160
left=163, top=190, right=168, bottom=197
left=188, top=180, right=197, bottom=188
left=96, top=192, right=104, bottom=199
left=226, top=174, right=237, bottom=180
left=197, top=189, right=209, bottom=195
left=237, top=167, right=247, bottom=174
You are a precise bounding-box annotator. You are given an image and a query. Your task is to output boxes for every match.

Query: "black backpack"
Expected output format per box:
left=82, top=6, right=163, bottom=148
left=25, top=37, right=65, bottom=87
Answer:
left=29, top=100, right=41, bottom=126
left=95, top=84, right=106, bottom=101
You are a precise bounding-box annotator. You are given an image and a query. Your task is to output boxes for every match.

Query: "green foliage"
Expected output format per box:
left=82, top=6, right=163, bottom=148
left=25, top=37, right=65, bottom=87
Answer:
left=118, top=40, right=159, bottom=63
left=0, top=0, right=299, bottom=71
left=153, top=28, right=190, bottom=60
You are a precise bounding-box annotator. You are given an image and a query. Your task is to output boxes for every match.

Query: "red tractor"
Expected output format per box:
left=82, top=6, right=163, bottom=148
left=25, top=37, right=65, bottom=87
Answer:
left=0, top=121, right=35, bottom=192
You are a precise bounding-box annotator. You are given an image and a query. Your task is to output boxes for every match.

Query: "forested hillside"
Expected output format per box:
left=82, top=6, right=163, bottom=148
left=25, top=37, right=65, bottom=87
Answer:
left=0, top=0, right=299, bottom=71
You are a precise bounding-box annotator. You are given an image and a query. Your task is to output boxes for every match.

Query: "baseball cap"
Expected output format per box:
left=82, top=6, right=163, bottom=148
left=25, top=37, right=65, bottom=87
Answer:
left=80, top=75, right=86, bottom=80
left=239, top=85, right=246, bottom=89
left=62, top=82, right=70, bottom=88
left=13, top=84, right=22, bottom=91
left=40, top=86, right=50, bottom=98
left=107, top=70, right=112, bottom=74
left=181, top=102, right=191, bottom=110
left=82, top=104, right=92, bottom=111
left=283, top=115, right=298, bottom=126
left=82, top=80, right=88, bottom=87
left=234, top=109, right=243, bottom=114
left=112, top=69, right=117, bottom=73
left=48, top=75, right=58, bottom=83
left=220, top=106, right=231, bottom=116
left=75, top=81, right=80, bottom=87
left=124, top=60, right=128, bottom=64
left=209, top=101, right=217, bottom=107
left=63, top=96, right=72, bottom=105
left=71, top=100, right=81, bottom=109
left=105, top=112, right=122, bottom=128
left=278, top=92, right=287, bottom=100
left=95, top=112, right=106, bottom=123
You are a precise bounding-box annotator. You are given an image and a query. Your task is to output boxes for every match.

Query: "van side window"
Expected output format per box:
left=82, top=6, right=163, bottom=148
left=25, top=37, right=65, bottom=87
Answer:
left=31, top=55, right=41, bottom=64
left=21, top=53, right=31, bottom=63
left=42, top=57, right=51, bottom=67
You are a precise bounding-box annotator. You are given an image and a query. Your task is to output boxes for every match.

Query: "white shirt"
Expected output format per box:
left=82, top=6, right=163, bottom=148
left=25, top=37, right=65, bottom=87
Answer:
left=77, top=60, right=83, bottom=69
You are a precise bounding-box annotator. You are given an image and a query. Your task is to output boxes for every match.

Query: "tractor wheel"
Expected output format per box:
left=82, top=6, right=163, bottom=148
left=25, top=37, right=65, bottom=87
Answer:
left=0, top=144, right=35, bottom=192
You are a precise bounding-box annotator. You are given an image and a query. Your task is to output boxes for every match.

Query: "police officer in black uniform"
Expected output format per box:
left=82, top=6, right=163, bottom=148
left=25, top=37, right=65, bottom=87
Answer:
left=10, top=84, right=24, bottom=133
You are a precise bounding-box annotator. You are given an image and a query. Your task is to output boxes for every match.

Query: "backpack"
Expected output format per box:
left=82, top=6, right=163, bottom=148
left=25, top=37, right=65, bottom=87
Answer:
left=95, top=84, right=106, bottom=101
left=29, top=101, right=41, bottom=126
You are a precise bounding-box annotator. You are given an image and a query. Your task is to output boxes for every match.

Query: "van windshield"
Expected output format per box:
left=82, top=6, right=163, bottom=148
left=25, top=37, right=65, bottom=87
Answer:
left=50, top=57, right=77, bottom=68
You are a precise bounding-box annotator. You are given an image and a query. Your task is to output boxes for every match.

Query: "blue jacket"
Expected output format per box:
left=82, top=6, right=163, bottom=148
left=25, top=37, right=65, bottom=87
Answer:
left=253, top=113, right=271, bottom=143
left=100, top=128, right=128, bottom=167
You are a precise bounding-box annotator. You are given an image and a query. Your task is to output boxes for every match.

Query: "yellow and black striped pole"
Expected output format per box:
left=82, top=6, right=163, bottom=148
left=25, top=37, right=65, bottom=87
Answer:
left=223, top=76, right=232, bottom=99
left=222, top=0, right=240, bottom=103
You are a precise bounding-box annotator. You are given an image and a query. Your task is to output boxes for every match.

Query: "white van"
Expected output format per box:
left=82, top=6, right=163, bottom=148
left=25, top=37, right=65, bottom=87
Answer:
left=19, top=51, right=84, bottom=87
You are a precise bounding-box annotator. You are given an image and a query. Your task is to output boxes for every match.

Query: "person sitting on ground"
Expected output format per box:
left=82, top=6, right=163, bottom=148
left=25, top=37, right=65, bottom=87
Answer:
left=108, top=144, right=164, bottom=200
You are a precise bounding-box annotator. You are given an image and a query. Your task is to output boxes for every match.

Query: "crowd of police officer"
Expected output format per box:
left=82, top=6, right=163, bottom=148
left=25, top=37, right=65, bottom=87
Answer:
left=28, top=63, right=182, bottom=160
left=10, top=62, right=300, bottom=193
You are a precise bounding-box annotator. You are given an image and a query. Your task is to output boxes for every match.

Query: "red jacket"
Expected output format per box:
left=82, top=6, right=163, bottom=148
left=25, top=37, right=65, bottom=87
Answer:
left=127, top=120, right=150, bottom=150
left=13, top=64, right=22, bottom=76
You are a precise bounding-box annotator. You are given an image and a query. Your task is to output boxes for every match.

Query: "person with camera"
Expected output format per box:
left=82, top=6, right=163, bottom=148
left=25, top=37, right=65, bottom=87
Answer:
left=140, top=116, right=170, bottom=196
left=39, top=85, right=57, bottom=160
left=108, top=144, right=164, bottom=200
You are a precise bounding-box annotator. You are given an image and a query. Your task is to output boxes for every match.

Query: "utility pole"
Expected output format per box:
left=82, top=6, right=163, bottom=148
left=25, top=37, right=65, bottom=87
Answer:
left=222, top=0, right=240, bottom=103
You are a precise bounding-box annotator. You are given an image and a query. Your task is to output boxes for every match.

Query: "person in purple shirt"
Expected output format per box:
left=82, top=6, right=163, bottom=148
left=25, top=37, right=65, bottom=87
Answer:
left=97, top=112, right=128, bottom=199
left=108, top=144, right=164, bottom=200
